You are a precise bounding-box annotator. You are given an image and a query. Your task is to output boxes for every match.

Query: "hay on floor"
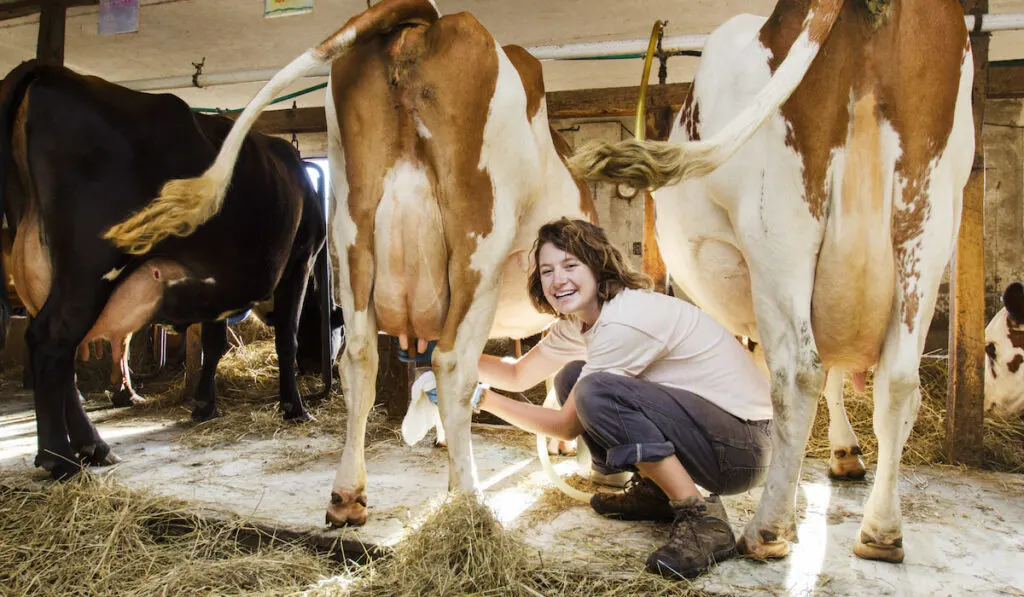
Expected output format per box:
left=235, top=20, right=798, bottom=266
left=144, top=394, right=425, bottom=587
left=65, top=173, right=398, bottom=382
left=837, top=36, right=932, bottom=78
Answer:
left=0, top=473, right=343, bottom=597
left=100, top=335, right=401, bottom=452
left=806, top=355, right=1024, bottom=473
left=0, top=477, right=717, bottom=597
left=309, top=492, right=710, bottom=597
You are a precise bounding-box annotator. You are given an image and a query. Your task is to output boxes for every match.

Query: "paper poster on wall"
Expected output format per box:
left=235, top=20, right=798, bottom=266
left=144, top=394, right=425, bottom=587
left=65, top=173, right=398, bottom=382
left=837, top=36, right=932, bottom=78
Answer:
left=98, top=0, right=139, bottom=36
left=264, top=0, right=314, bottom=18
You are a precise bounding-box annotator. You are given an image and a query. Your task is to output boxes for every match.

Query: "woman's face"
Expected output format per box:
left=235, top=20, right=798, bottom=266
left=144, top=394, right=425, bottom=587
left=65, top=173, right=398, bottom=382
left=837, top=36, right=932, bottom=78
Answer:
left=538, top=242, right=600, bottom=322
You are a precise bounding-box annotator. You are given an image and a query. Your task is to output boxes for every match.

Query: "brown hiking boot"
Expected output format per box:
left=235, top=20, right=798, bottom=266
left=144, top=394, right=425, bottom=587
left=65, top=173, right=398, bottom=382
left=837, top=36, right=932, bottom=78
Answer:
left=646, top=496, right=737, bottom=579
left=704, top=494, right=729, bottom=525
left=589, top=474, right=674, bottom=522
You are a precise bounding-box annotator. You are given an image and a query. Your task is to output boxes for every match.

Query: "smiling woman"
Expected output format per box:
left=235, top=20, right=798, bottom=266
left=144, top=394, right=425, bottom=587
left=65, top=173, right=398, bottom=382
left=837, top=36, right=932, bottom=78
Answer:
left=474, top=217, right=775, bottom=580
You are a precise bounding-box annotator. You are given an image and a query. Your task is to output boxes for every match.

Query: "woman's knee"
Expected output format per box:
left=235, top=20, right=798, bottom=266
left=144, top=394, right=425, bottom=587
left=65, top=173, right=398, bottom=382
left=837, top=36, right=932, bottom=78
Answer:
left=554, top=360, right=586, bottom=405
left=573, top=371, right=622, bottom=414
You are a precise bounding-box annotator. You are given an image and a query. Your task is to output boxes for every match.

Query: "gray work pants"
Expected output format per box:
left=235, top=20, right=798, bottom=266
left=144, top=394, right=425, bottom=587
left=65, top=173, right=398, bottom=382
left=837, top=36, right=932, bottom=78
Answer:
left=555, top=361, right=772, bottom=495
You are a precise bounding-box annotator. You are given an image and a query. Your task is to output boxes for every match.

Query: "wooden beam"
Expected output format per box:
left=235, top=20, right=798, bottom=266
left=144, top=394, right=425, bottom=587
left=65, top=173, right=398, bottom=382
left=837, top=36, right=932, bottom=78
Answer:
left=641, top=105, right=674, bottom=294
left=184, top=323, right=203, bottom=398
left=547, top=82, right=690, bottom=119
left=246, top=83, right=693, bottom=136
left=947, top=1, right=988, bottom=466
left=247, top=106, right=329, bottom=136
left=987, top=60, right=1024, bottom=99
left=0, top=1, right=97, bottom=23
left=36, top=0, right=65, bottom=64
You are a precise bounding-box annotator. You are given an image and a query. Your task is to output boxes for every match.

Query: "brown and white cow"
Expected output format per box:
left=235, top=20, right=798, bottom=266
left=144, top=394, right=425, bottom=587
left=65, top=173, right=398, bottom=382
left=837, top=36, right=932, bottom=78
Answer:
left=102, top=0, right=595, bottom=526
left=570, top=0, right=974, bottom=564
left=985, top=282, right=1024, bottom=418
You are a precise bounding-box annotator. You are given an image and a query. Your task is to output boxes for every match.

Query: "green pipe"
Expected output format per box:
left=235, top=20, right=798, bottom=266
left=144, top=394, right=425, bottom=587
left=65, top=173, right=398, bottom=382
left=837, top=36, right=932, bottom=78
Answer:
left=191, top=81, right=328, bottom=114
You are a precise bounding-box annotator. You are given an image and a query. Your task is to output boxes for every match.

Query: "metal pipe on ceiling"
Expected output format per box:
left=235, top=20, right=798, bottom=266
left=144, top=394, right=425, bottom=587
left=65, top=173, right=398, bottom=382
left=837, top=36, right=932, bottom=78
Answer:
left=117, top=13, right=1024, bottom=93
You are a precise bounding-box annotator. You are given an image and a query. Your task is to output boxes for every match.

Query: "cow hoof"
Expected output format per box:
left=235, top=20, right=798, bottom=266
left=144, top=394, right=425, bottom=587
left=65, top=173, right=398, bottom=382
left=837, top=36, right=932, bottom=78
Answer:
left=284, top=409, right=315, bottom=424
left=77, top=442, right=119, bottom=467
left=326, top=491, right=368, bottom=527
left=35, top=452, right=83, bottom=480
left=191, top=406, right=222, bottom=422
left=737, top=530, right=791, bottom=561
left=828, top=448, right=866, bottom=480
left=854, top=532, right=904, bottom=563
left=110, top=389, right=145, bottom=408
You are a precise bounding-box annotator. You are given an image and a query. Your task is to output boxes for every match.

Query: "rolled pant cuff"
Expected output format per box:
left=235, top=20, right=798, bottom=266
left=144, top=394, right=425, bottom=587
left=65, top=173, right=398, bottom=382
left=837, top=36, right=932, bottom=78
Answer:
left=606, top=441, right=675, bottom=469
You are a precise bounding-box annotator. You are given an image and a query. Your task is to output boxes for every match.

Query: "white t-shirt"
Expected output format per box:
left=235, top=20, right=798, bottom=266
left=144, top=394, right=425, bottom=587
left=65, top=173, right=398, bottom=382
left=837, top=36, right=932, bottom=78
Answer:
left=537, top=288, right=773, bottom=421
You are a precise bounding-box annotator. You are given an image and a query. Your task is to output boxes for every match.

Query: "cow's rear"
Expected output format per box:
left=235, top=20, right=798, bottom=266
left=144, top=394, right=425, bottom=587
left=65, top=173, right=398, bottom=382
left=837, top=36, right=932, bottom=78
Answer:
left=568, top=0, right=974, bottom=565
left=326, top=21, right=454, bottom=351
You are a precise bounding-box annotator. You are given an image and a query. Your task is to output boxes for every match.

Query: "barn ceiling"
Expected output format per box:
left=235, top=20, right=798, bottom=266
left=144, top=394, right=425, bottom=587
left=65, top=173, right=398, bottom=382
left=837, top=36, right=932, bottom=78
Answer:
left=0, top=0, right=1023, bottom=113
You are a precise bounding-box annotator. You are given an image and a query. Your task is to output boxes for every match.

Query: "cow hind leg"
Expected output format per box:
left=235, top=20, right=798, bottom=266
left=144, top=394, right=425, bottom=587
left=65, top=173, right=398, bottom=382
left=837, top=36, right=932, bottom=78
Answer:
left=29, top=294, right=114, bottom=478
left=824, top=367, right=866, bottom=479
left=855, top=204, right=959, bottom=563
left=733, top=243, right=825, bottom=560
left=271, top=262, right=313, bottom=422
left=190, top=321, right=228, bottom=421
left=327, top=306, right=378, bottom=527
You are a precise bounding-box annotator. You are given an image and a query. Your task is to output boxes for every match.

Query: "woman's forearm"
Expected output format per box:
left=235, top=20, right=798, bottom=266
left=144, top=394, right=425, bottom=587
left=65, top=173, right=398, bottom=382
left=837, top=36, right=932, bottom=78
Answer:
left=478, top=354, right=529, bottom=392
left=477, top=389, right=582, bottom=441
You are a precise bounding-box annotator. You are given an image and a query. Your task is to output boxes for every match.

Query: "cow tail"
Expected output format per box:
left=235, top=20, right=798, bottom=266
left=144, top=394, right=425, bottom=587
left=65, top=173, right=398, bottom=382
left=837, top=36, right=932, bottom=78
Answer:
left=102, top=0, right=441, bottom=255
left=0, top=60, right=43, bottom=348
left=567, top=0, right=847, bottom=191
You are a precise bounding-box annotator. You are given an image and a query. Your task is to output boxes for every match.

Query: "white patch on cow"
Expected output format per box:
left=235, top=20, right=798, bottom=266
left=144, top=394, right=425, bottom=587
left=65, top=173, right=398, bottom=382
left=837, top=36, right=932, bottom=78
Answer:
left=167, top=278, right=186, bottom=287
left=201, top=277, right=216, bottom=285
left=415, top=117, right=432, bottom=139
left=688, top=11, right=833, bottom=178
left=651, top=15, right=780, bottom=340
left=102, top=267, right=125, bottom=281
left=470, top=43, right=539, bottom=278
left=325, top=82, right=358, bottom=310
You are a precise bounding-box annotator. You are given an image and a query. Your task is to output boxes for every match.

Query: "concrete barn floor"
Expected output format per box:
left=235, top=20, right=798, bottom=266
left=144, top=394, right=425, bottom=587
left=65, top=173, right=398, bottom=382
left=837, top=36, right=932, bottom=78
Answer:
left=1, top=388, right=1023, bottom=597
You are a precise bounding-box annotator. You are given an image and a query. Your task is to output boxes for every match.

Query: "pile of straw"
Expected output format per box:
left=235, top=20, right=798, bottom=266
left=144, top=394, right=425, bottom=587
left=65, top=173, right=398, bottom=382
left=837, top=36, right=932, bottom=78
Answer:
left=0, top=473, right=341, bottom=597
left=805, top=356, right=1024, bottom=472
left=319, top=492, right=708, bottom=597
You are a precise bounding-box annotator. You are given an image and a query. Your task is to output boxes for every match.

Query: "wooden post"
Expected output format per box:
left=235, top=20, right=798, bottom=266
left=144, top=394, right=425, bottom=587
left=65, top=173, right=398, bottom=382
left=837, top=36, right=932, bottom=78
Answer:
left=641, top=105, right=675, bottom=294
left=947, top=0, right=989, bottom=466
left=36, top=1, right=66, bottom=64
left=184, top=324, right=203, bottom=397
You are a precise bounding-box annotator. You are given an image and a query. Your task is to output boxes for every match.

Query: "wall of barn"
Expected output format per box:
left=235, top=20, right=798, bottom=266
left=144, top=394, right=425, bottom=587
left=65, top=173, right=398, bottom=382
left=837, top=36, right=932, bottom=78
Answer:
left=548, top=117, right=646, bottom=272
left=980, top=99, right=1024, bottom=318
left=929, top=98, right=1024, bottom=352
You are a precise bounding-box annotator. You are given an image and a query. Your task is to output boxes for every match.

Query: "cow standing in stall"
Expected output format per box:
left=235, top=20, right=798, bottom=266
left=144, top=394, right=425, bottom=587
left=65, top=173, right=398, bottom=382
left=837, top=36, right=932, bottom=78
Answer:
left=0, top=60, right=336, bottom=479
left=102, top=0, right=596, bottom=526
left=570, top=0, right=974, bottom=563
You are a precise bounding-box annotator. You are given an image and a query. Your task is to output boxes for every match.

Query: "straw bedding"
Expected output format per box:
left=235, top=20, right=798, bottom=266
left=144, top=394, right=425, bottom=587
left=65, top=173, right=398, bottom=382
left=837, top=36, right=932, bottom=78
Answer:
left=806, top=356, right=1024, bottom=473
left=0, top=473, right=341, bottom=597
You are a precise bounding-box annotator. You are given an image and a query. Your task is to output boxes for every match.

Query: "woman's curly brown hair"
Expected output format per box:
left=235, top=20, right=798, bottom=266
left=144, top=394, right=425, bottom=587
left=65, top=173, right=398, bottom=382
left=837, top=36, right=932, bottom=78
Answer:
left=528, top=218, right=653, bottom=317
